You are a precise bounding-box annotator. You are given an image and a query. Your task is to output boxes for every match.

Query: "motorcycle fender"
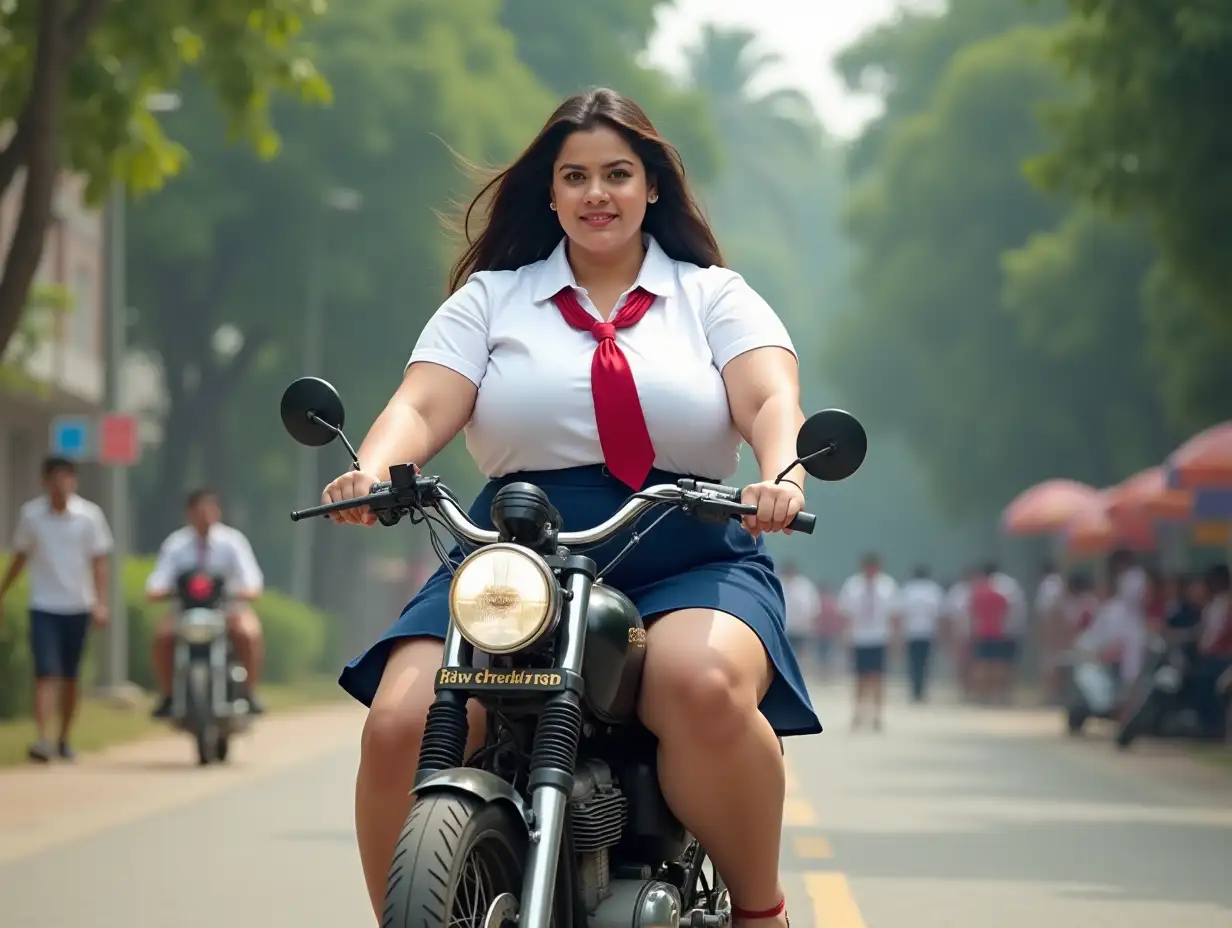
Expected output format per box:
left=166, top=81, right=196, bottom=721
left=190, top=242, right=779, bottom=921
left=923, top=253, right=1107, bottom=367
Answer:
left=412, top=767, right=533, bottom=831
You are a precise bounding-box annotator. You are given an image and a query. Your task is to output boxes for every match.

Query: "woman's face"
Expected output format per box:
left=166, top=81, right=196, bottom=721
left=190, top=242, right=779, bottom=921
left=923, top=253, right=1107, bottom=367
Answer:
left=551, top=125, right=655, bottom=256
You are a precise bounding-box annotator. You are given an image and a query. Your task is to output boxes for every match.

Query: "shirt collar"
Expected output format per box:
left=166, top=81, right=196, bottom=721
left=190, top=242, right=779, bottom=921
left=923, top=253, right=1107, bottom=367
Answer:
left=532, top=233, right=676, bottom=303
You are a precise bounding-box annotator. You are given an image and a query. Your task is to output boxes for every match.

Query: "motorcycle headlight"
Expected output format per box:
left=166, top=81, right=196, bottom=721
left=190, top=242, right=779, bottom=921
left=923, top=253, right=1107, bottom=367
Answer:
left=448, top=543, right=559, bottom=654
left=178, top=608, right=225, bottom=644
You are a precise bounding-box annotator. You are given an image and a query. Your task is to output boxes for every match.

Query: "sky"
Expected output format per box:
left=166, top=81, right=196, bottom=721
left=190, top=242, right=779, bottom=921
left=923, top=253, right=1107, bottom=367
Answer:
left=645, top=0, right=937, bottom=139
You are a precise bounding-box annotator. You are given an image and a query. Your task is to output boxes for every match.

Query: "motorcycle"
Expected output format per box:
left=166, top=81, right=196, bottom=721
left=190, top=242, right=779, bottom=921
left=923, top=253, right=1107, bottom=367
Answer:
left=166, top=568, right=253, bottom=765
left=1116, top=634, right=1203, bottom=749
left=1059, top=647, right=1120, bottom=735
left=280, top=376, right=867, bottom=928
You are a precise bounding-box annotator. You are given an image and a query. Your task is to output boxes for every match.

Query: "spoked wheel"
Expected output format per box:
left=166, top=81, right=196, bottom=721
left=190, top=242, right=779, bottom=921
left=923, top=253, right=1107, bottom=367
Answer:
left=382, top=793, right=526, bottom=928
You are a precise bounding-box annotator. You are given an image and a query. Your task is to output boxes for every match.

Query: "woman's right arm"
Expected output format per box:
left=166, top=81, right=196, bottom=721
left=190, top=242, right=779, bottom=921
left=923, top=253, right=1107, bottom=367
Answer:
left=358, top=362, right=478, bottom=480
left=323, top=363, right=478, bottom=525
left=323, top=276, right=492, bottom=524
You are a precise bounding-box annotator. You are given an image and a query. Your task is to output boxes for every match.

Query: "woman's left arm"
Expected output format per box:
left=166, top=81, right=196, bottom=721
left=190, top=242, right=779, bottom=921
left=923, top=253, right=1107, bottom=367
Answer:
left=723, top=346, right=807, bottom=536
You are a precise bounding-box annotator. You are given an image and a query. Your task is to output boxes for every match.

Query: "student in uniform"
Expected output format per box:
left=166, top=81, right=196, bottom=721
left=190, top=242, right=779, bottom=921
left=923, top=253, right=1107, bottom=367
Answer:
left=896, top=564, right=945, bottom=703
left=0, top=457, right=113, bottom=762
left=837, top=553, right=899, bottom=729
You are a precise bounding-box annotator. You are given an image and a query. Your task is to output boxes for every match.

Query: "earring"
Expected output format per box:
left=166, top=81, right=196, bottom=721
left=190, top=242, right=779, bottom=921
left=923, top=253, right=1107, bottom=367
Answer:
left=549, top=201, right=557, bottom=211
left=648, top=193, right=658, bottom=204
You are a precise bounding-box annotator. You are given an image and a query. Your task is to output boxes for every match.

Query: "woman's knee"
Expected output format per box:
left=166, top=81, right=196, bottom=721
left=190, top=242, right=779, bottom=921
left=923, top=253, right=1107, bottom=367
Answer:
left=361, top=639, right=443, bottom=784
left=639, top=609, right=771, bottom=746
left=360, top=638, right=486, bottom=786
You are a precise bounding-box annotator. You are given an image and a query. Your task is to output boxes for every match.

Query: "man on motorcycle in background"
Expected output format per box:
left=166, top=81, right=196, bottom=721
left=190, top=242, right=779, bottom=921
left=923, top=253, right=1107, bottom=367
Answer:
left=1106, top=549, right=1150, bottom=689
left=146, top=489, right=267, bottom=717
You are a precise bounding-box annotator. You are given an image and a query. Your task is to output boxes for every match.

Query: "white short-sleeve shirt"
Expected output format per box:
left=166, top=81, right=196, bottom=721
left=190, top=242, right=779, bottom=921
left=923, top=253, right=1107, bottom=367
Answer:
left=146, top=524, right=265, bottom=599
left=407, top=235, right=796, bottom=480
left=896, top=577, right=945, bottom=640
left=836, top=571, right=900, bottom=646
left=12, top=494, right=113, bottom=613
left=783, top=574, right=821, bottom=636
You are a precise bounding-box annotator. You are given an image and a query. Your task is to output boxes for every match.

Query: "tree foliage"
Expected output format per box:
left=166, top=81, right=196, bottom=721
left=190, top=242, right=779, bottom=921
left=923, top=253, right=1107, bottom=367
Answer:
left=0, top=0, right=329, bottom=358
left=1030, top=0, right=1232, bottom=330
left=827, top=5, right=1193, bottom=529
left=119, top=0, right=718, bottom=611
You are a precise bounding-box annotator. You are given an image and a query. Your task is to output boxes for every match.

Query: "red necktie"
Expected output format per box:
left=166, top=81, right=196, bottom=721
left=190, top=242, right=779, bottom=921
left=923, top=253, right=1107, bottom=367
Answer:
left=552, top=287, right=657, bottom=490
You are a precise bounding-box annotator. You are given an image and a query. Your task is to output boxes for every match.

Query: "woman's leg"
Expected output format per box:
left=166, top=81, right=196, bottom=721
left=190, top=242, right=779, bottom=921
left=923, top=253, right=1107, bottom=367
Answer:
left=637, top=609, right=788, bottom=928
left=355, top=638, right=486, bottom=920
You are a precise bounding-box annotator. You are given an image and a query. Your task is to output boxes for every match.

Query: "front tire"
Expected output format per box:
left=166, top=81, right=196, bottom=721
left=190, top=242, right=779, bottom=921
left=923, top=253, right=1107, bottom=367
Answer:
left=186, top=662, right=218, bottom=765
left=383, top=793, right=526, bottom=928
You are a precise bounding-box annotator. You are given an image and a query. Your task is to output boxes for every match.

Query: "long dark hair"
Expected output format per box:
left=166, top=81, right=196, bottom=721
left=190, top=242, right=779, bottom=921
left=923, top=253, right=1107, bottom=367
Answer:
left=447, top=88, right=723, bottom=293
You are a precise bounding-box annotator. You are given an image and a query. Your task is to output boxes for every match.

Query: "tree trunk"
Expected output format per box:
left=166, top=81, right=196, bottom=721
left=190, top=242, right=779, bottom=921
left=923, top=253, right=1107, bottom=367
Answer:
left=0, top=0, right=66, bottom=358
left=0, top=0, right=111, bottom=357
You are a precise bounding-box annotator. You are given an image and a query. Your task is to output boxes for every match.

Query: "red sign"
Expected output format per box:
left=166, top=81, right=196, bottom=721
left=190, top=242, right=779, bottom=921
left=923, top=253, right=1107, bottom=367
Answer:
left=98, top=413, right=140, bottom=466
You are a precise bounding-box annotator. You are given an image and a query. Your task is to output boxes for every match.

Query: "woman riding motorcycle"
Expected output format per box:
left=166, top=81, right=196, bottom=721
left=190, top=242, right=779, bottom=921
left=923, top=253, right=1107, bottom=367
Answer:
left=322, top=88, right=814, bottom=927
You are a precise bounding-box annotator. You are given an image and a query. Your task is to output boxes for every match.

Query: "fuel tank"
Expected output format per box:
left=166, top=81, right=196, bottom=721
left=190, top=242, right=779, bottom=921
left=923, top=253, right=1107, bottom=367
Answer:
left=581, top=582, right=646, bottom=724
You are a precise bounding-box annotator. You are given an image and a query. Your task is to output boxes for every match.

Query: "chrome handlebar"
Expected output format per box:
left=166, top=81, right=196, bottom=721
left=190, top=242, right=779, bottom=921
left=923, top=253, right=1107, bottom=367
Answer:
left=289, top=477, right=815, bottom=541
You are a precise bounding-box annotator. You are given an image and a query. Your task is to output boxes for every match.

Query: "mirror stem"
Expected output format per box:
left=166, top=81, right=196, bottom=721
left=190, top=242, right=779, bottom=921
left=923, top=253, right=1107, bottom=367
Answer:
left=308, top=412, right=362, bottom=469
left=773, top=443, right=835, bottom=485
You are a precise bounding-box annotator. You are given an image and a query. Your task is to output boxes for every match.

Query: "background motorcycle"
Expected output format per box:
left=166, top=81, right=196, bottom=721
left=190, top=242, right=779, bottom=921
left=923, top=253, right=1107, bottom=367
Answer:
left=1059, top=646, right=1120, bottom=735
left=281, top=376, right=867, bottom=928
left=166, top=569, right=253, bottom=765
left=1116, top=634, right=1204, bottom=749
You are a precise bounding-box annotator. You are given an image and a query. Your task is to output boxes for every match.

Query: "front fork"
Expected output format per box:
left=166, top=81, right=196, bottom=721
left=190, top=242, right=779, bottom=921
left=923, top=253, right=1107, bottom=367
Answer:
left=415, top=559, right=596, bottom=928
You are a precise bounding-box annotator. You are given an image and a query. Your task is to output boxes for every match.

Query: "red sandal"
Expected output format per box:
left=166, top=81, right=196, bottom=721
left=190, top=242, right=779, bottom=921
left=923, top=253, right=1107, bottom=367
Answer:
left=731, top=899, right=789, bottom=927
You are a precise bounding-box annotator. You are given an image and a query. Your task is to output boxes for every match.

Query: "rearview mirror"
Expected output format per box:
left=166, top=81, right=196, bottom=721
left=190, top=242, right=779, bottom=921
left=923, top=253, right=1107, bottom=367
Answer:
left=280, top=376, right=346, bottom=448
left=793, top=409, right=867, bottom=482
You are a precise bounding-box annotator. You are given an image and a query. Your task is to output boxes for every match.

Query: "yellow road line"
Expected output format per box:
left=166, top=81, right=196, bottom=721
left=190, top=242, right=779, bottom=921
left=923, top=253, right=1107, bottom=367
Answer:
left=804, top=872, right=866, bottom=928
left=793, top=834, right=833, bottom=859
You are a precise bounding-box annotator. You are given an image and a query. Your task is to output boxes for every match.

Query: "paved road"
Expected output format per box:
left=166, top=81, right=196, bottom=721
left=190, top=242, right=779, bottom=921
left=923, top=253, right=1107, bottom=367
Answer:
left=2, top=679, right=1230, bottom=927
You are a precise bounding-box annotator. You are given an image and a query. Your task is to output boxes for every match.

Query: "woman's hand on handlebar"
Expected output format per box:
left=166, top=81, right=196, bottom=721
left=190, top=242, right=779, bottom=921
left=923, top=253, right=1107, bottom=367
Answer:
left=740, top=480, right=805, bottom=538
left=321, top=470, right=384, bottom=526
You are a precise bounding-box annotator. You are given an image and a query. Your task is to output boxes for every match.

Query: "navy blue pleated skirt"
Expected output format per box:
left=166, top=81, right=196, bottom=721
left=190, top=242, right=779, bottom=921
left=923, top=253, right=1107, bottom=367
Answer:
left=338, top=465, right=822, bottom=737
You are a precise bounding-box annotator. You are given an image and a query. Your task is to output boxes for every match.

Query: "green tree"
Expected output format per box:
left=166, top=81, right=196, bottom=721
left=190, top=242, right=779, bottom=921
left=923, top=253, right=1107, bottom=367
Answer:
left=836, top=0, right=1063, bottom=178
left=124, top=0, right=551, bottom=586
left=1001, top=210, right=1180, bottom=468
left=828, top=24, right=1136, bottom=519
left=1031, top=0, right=1232, bottom=330
left=0, top=0, right=328, bottom=358
left=497, top=0, right=719, bottom=181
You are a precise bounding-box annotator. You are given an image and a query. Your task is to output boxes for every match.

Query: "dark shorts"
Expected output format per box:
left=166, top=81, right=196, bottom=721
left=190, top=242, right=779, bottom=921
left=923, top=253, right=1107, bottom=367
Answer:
left=851, top=644, right=886, bottom=677
left=973, top=637, right=1018, bottom=663
left=338, top=465, right=821, bottom=737
left=29, top=609, right=91, bottom=679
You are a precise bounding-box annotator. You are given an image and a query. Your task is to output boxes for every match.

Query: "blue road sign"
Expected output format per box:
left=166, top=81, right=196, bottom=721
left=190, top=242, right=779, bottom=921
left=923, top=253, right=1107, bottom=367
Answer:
left=50, top=415, right=92, bottom=460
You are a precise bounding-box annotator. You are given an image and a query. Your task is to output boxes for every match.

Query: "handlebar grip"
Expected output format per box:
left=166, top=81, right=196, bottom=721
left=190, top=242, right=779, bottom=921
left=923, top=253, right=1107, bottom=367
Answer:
left=788, top=512, right=816, bottom=534
left=290, top=485, right=393, bottom=522
left=290, top=499, right=351, bottom=521
left=725, top=505, right=816, bottom=534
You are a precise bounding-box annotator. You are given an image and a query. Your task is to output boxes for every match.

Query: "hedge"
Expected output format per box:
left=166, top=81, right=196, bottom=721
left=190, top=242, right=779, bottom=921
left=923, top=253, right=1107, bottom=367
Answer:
left=0, top=553, right=330, bottom=719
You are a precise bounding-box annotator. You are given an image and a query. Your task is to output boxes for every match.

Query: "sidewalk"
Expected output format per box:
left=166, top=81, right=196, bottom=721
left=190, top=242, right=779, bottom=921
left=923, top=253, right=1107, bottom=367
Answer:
left=0, top=703, right=365, bottom=864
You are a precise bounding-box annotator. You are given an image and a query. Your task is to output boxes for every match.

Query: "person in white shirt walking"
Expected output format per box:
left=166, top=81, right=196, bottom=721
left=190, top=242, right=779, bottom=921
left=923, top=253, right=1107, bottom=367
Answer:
left=0, top=457, right=113, bottom=763
left=837, top=553, right=899, bottom=730
left=781, top=562, right=821, bottom=664
left=896, top=564, right=945, bottom=703
left=146, top=489, right=267, bottom=717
